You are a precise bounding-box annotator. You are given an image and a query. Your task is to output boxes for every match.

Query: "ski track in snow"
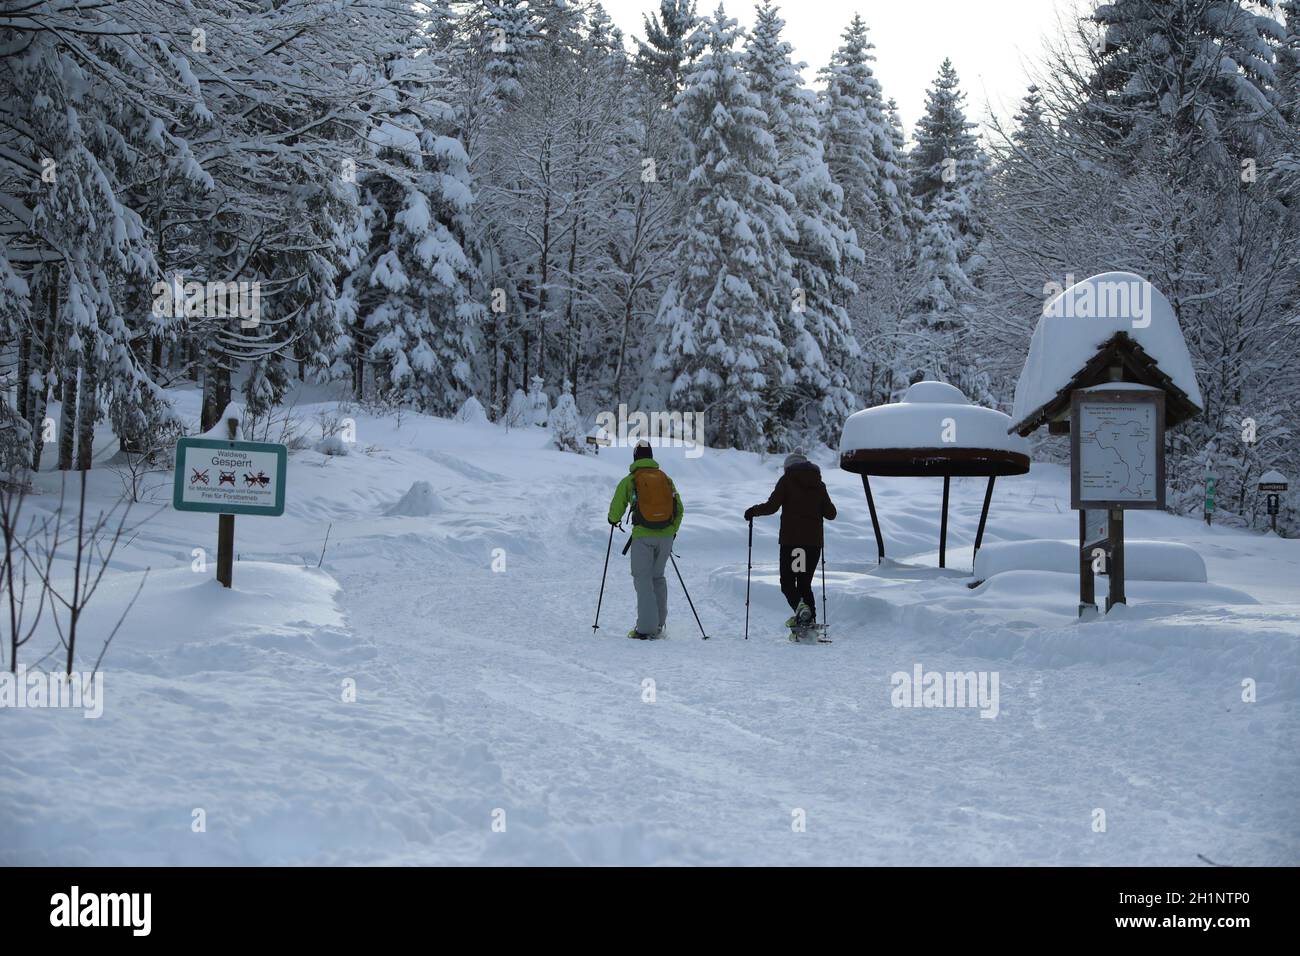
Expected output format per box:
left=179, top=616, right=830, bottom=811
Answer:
left=1, top=391, right=1297, bottom=865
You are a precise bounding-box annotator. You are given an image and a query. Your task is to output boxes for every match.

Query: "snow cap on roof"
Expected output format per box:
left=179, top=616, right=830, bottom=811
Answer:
left=839, top=381, right=1029, bottom=455
left=1011, top=272, right=1203, bottom=428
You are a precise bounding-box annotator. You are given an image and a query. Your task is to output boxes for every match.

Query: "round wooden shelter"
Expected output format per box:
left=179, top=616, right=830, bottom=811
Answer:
left=838, top=382, right=1031, bottom=568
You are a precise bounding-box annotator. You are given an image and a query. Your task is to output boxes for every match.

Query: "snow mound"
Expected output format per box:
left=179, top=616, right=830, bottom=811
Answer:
left=840, top=381, right=1029, bottom=454
left=199, top=401, right=245, bottom=439
left=1011, top=272, right=1203, bottom=426
left=383, top=480, right=445, bottom=516
left=974, top=539, right=1208, bottom=583
left=898, top=380, right=969, bottom=405
left=964, top=569, right=1256, bottom=610
left=455, top=396, right=489, bottom=425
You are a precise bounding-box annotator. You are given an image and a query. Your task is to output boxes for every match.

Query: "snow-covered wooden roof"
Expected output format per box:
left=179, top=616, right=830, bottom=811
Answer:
left=1010, top=272, right=1203, bottom=435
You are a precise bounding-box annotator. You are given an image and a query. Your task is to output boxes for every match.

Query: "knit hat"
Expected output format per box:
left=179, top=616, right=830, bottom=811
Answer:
left=783, top=451, right=808, bottom=469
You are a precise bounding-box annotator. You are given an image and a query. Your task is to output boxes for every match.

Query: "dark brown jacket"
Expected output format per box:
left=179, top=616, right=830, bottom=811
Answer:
left=749, top=461, right=837, bottom=546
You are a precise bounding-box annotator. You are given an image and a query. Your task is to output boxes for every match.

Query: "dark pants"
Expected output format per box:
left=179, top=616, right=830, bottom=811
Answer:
left=779, top=544, right=820, bottom=619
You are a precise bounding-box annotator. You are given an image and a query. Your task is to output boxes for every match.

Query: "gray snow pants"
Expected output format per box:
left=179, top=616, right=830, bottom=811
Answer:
left=629, top=535, right=671, bottom=635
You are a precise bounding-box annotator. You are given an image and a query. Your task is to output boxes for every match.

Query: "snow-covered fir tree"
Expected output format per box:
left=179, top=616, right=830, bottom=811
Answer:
left=342, top=21, right=481, bottom=415
left=816, top=14, right=916, bottom=405
left=635, top=0, right=701, bottom=107
left=904, top=58, right=988, bottom=396
left=818, top=15, right=910, bottom=238
left=652, top=6, right=795, bottom=451
left=744, top=2, right=862, bottom=445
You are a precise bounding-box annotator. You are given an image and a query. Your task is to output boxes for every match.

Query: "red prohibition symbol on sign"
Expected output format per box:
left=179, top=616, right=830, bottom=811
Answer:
left=190, top=468, right=209, bottom=486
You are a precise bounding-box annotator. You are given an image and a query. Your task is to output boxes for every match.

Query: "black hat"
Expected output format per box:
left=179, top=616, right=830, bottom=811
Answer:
left=633, top=439, right=653, bottom=461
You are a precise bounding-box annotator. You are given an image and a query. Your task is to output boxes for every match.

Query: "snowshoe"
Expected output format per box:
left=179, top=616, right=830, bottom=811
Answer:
left=627, top=628, right=653, bottom=640
left=796, top=602, right=814, bottom=626
left=788, top=622, right=831, bottom=644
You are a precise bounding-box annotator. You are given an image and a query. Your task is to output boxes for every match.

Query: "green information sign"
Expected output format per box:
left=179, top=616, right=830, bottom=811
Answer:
left=173, top=438, right=287, bottom=516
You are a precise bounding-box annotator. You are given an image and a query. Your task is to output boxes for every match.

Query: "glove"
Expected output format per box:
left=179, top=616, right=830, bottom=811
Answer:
left=744, top=507, right=756, bottom=521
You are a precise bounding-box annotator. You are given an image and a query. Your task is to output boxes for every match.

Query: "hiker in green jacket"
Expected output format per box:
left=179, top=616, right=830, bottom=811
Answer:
left=607, top=440, right=684, bottom=639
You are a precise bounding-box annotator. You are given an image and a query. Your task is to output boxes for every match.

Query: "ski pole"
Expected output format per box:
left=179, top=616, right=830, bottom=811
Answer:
left=592, top=523, right=617, bottom=633
left=744, top=518, right=753, bottom=641
left=670, top=552, right=709, bottom=640
left=820, top=541, right=827, bottom=629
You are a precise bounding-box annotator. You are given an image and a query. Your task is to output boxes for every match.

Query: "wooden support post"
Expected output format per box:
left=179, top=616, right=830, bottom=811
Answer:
left=216, top=412, right=239, bottom=589
left=217, top=513, right=234, bottom=588
left=939, top=475, right=950, bottom=568
left=1106, top=508, right=1125, bottom=611
left=861, top=474, right=884, bottom=565
left=1078, top=510, right=1096, bottom=617
left=973, top=475, right=996, bottom=558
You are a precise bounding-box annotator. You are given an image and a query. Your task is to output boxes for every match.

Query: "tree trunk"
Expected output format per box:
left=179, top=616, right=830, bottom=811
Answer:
left=486, top=307, right=498, bottom=416
left=614, top=293, right=633, bottom=399
left=58, top=359, right=77, bottom=471
left=15, top=328, right=29, bottom=424
left=28, top=266, right=59, bottom=472
left=200, top=351, right=231, bottom=433
left=521, top=329, right=531, bottom=388
left=564, top=200, right=581, bottom=393
left=75, top=340, right=97, bottom=472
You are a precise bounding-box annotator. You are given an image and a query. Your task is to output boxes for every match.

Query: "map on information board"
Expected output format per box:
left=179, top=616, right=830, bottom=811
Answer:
left=1077, top=401, right=1158, bottom=502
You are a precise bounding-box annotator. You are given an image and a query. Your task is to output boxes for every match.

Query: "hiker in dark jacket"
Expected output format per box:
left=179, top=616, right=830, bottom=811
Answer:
left=744, top=452, right=836, bottom=627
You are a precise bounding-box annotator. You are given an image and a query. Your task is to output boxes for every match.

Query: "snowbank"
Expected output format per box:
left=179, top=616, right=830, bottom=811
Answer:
left=840, top=381, right=1029, bottom=454
left=1011, top=272, right=1203, bottom=426
left=973, top=539, right=1208, bottom=583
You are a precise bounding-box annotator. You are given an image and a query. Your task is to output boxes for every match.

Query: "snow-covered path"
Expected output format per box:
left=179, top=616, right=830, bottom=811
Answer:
left=316, top=444, right=1295, bottom=865
left=2, top=393, right=1297, bottom=865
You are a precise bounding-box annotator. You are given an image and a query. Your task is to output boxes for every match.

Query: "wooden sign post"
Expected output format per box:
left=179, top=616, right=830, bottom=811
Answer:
left=173, top=413, right=287, bottom=589
left=1070, top=387, right=1165, bottom=615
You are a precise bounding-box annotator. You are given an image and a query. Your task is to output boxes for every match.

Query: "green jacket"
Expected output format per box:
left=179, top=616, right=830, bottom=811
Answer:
left=608, top=458, right=684, bottom=538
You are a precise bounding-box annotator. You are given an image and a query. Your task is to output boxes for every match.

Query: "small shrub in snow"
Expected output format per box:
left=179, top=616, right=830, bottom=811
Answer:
left=503, top=389, right=529, bottom=428
left=315, top=434, right=350, bottom=457
left=550, top=385, right=584, bottom=453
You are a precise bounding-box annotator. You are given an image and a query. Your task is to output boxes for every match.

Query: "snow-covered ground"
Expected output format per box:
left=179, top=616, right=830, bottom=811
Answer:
left=2, top=385, right=1297, bottom=865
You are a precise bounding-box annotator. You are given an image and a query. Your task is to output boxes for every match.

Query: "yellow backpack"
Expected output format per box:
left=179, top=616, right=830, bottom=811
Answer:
left=632, top=468, right=676, bottom=529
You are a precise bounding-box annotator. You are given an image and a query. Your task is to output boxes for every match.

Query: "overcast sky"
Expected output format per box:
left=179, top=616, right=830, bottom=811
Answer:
left=597, top=0, right=1096, bottom=137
